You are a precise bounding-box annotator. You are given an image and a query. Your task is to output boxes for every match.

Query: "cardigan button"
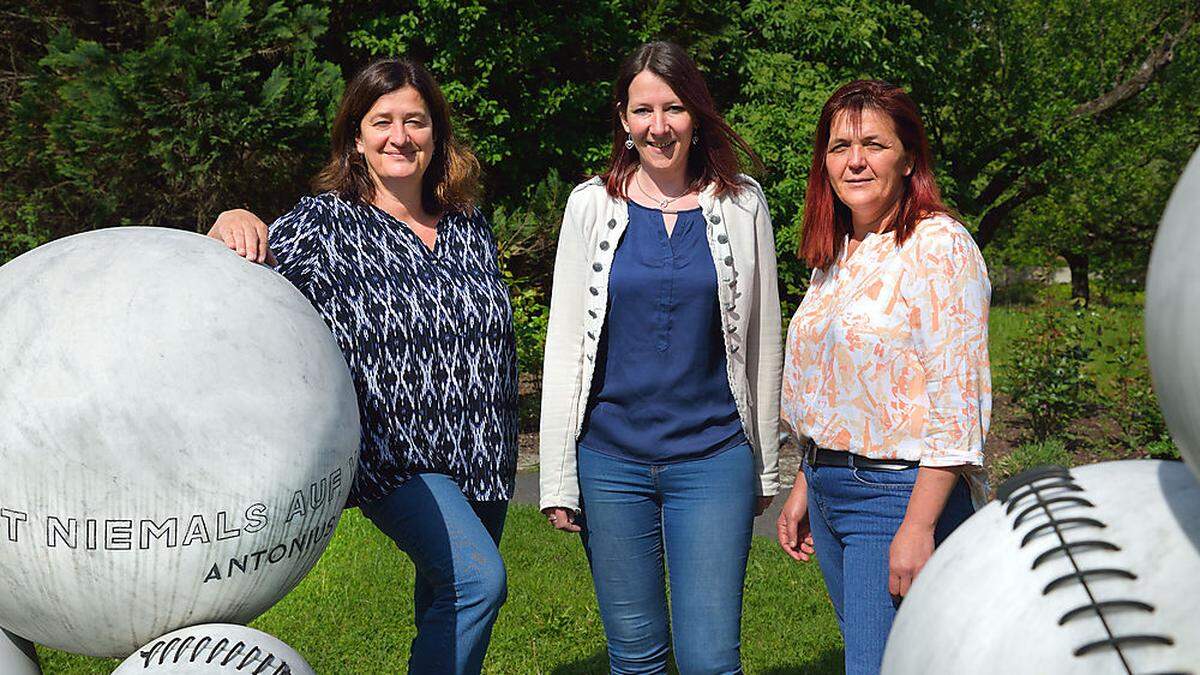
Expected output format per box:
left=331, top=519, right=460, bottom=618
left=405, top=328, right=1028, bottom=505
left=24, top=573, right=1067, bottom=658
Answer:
left=730, top=345, right=739, bottom=353
left=600, top=240, right=610, bottom=250
left=709, top=214, right=721, bottom=224
left=589, top=287, right=599, bottom=296
left=724, top=256, right=734, bottom=266
left=587, top=332, right=595, bottom=340
left=607, top=218, right=617, bottom=229
left=588, top=309, right=597, bottom=318
left=593, top=262, right=603, bottom=272
left=728, top=325, right=737, bottom=334
left=717, top=234, right=728, bottom=244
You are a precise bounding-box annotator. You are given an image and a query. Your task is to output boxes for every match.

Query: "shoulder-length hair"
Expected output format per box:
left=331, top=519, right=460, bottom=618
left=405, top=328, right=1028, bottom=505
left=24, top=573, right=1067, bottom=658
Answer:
left=602, top=41, right=762, bottom=200
left=799, top=80, right=947, bottom=270
left=313, top=58, right=480, bottom=214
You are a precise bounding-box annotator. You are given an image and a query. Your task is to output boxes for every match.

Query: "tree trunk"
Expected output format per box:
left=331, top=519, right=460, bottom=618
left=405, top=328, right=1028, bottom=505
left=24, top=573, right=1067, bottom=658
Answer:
left=1061, top=251, right=1090, bottom=307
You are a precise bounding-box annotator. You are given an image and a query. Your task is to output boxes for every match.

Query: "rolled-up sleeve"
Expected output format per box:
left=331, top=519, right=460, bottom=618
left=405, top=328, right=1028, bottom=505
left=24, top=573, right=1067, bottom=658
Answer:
left=902, top=221, right=991, bottom=467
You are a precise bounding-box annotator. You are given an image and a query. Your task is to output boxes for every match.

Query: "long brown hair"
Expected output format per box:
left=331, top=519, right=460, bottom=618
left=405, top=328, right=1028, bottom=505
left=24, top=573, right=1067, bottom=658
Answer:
left=602, top=42, right=762, bottom=200
left=313, top=58, right=480, bottom=214
left=800, top=80, right=947, bottom=270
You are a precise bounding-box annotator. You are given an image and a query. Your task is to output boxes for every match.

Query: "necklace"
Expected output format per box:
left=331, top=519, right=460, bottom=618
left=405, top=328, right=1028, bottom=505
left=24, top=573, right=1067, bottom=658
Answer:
left=634, top=170, right=689, bottom=211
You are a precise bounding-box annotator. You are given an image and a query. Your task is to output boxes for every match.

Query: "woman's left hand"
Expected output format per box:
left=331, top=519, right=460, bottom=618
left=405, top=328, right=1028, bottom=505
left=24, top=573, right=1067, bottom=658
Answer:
left=755, top=495, right=774, bottom=516
left=888, top=519, right=935, bottom=598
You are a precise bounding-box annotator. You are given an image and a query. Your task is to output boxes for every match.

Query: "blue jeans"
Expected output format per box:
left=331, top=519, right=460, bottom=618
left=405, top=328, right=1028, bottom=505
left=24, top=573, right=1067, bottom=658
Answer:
left=578, top=443, right=756, bottom=675
left=803, top=461, right=974, bottom=675
left=360, top=473, right=508, bottom=675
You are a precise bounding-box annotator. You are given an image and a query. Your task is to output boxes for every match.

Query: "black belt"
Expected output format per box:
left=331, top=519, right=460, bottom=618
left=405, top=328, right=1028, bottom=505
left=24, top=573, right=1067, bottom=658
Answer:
left=802, top=438, right=919, bottom=471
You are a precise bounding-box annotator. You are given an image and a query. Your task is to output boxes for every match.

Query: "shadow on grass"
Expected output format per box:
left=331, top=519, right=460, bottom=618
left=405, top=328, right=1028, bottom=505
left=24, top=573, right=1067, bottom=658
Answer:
left=758, top=645, right=844, bottom=674
left=549, top=649, right=609, bottom=674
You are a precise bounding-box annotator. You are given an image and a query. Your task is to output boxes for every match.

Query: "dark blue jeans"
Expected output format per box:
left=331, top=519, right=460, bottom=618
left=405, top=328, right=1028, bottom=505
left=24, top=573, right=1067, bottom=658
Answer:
left=803, top=461, right=974, bottom=675
left=578, top=443, right=756, bottom=675
left=360, top=473, right=508, bottom=675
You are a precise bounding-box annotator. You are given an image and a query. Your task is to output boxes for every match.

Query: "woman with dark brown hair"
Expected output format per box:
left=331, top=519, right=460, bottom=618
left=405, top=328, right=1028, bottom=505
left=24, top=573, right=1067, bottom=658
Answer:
left=777, top=80, right=989, bottom=675
left=539, top=41, right=781, bottom=674
left=207, top=59, right=517, bottom=674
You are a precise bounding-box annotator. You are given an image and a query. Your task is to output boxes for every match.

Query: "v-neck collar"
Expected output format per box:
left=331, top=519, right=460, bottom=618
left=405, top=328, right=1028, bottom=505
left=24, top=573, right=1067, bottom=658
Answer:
left=366, top=202, right=448, bottom=255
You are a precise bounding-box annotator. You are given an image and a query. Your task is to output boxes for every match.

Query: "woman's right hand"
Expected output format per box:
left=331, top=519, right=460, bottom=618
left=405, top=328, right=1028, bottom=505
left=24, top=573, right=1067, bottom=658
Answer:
left=208, top=209, right=276, bottom=265
left=541, top=507, right=582, bottom=533
left=777, top=471, right=815, bottom=562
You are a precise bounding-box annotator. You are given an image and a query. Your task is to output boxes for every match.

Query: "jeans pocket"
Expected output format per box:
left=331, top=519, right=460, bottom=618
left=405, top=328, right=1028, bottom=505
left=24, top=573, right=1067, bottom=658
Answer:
left=849, top=466, right=918, bottom=490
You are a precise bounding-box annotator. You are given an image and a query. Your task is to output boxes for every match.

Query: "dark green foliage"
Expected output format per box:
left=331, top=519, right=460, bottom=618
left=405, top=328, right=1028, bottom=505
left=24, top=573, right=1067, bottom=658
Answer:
left=1007, top=309, right=1096, bottom=441
left=0, top=0, right=342, bottom=256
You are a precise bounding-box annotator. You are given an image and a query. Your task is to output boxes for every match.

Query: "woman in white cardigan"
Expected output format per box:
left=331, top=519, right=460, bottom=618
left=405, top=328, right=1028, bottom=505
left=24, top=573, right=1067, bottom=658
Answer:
left=538, top=41, right=781, bottom=674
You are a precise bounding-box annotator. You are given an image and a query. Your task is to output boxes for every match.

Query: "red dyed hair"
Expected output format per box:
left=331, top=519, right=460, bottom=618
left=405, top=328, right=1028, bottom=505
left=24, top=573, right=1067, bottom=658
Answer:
left=602, top=42, right=762, bottom=199
left=799, top=80, right=947, bottom=270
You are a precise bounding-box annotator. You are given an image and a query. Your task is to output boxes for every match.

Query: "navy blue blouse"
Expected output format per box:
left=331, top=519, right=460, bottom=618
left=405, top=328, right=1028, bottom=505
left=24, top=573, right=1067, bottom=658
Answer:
left=269, top=193, right=518, bottom=507
left=578, top=202, right=746, bottom=463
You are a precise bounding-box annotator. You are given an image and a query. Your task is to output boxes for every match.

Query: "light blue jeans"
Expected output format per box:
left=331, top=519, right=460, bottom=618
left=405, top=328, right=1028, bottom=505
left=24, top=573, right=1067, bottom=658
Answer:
left=578, top=443, right=756, bottom=675
left=360, top=473, right=508, bottom=675
left=803, top=461, right=974, bottom=675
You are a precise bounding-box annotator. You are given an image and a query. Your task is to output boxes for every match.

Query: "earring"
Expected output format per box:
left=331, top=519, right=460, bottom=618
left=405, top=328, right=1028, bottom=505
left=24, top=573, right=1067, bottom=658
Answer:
left=625, top=134, right=635, bottom=150
left=692, top=130, right=700, bottom=145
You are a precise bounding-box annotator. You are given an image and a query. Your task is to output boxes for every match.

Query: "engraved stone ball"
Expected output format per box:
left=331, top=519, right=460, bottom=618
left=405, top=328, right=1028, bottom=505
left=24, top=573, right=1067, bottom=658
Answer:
left=1146, top=145, right=1200, bottom=482
left=882, top=460, right=1200, bottom=674
left=111, top=624, right=315, bottom=675
left=0, top=228, right=360, bottom=657
left=0, top=628, right=41, bottom=675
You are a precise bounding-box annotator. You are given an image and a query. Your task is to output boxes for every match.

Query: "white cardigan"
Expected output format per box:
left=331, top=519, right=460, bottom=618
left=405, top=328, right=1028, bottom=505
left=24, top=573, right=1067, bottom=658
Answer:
left=538, top=175, right=782, bottom=512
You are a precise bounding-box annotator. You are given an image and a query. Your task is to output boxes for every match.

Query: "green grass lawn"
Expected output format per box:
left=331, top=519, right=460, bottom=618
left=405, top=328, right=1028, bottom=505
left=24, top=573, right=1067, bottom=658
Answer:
left=40, top=506, right=843, bottom=674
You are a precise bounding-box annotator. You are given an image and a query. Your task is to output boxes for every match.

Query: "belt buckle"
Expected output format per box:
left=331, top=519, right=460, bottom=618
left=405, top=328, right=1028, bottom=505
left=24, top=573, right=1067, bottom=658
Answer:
left=802, top=438, right=818, bottom=466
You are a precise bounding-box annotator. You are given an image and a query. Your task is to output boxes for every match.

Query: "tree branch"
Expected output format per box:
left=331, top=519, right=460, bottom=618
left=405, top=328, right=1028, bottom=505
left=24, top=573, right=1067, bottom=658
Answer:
left=974, top=179, right=1047, bottom=250
left=1070, top=8, right=1197, bottom=120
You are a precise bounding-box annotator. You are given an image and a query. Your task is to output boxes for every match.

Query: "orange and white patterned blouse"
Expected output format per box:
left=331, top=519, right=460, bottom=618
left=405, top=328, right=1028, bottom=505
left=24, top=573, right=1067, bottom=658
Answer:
left=782, top=214, right=991, bottom=498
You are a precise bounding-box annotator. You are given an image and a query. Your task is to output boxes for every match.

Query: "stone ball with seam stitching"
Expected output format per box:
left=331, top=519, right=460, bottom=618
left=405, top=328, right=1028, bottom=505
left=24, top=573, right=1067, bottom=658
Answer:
left=882, top=460, right=1200, bottom=674
left=0, top=228, right=360, bottom=657
left=110, top=623, right=315, bottom=675
left=1146, top=144, right=1200, bottom=482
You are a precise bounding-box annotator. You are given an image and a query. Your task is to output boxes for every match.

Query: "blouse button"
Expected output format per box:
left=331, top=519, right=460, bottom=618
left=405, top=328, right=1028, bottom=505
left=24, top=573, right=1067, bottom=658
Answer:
left=589, top=287, right=599, bottom=296
left=724, top=256, right=734, bottom=266
left=593, top=262, right=603, bottom=272
left=717, top=234, right=728, bottom=244
left=600, top=241, right=610, bottom=250
left=607, top=218, right=617, bottom=229
left=709, top=214, right=721, bottom=225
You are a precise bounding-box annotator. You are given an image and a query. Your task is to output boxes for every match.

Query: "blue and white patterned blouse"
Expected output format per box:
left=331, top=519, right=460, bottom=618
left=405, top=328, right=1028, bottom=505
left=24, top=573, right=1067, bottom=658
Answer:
left=268, top=193, right=518, bottom=507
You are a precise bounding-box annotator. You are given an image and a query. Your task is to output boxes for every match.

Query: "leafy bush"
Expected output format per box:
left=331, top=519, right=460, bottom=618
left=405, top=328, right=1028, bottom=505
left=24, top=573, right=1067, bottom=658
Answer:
left=1006, top=309, right=1095, bottom=441
left=1106, top=337, right=1179, bottom=459
left=1, top=0, right=341, bottom=250
left=992, top=438, right=1073, bottom=483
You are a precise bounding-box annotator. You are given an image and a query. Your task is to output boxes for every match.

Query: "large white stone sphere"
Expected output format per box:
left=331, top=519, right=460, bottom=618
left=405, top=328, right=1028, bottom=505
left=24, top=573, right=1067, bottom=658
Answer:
left=1146, top=146, right=1200, bottom=481
left=0, top=228, right=360, bottom=657
left=111, top=623, right=315, bottom=674
left=883, top=460, right=1200, bottom=674
left=0, top=628, right=40, bottom=675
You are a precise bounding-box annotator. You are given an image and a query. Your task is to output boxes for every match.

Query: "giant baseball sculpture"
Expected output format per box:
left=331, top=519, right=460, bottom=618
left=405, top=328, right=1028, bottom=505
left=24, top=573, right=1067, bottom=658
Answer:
left=1146, top=145, right=1200, bottom=481
left=111, top=624, right=315, bottom=675
left=882, top=460, right=1200, bottom=673
left=0, top=228, right=360, bottom=657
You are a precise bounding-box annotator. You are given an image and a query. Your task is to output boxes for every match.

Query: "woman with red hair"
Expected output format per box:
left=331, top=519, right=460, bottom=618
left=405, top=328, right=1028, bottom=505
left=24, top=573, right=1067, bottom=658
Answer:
left=776, top=80, right=991, bottom=675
